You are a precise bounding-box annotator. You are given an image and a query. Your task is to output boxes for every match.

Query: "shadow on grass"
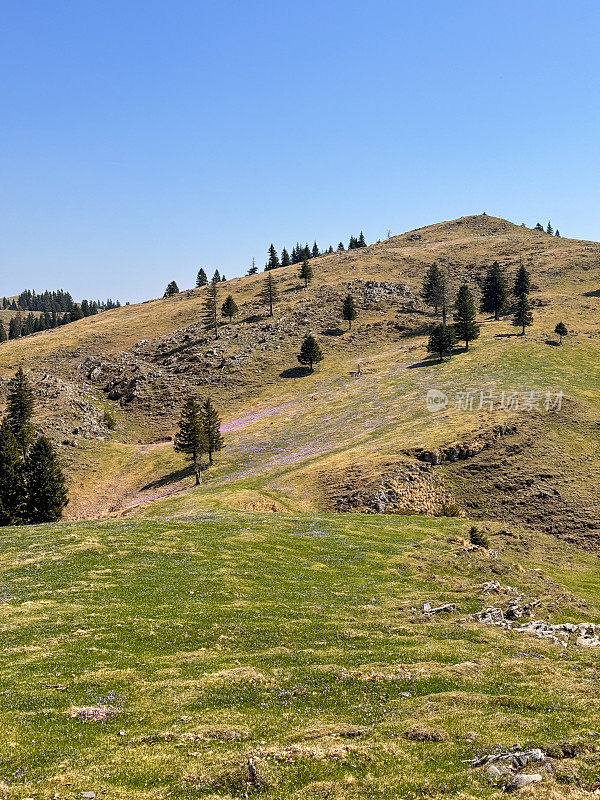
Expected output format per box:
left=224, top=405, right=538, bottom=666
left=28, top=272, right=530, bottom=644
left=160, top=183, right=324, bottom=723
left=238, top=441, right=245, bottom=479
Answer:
left=494, top=332, right=519, bottom=338
left=321, top=327, right=345, bottom=336
left=545, top=339, right=561, bottom=346
left=141, top=465, right=195, bottom=491
left=583, top=290, right=600, bottom=297
left=241, top=314, right=264, bottom=324
left=280, top=366, right=313, bottom=378
left=407, top=356, right=441, bottom=369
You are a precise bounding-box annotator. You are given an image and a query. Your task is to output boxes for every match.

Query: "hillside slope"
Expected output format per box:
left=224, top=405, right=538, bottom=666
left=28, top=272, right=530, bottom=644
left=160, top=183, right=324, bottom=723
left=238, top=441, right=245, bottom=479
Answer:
left=1, top=214, right=599, bottom=538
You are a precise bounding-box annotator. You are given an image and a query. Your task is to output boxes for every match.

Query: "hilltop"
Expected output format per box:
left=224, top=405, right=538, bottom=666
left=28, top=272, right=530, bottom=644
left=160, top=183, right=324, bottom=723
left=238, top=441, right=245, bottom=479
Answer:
left=0, top=214, right=598, bottom=540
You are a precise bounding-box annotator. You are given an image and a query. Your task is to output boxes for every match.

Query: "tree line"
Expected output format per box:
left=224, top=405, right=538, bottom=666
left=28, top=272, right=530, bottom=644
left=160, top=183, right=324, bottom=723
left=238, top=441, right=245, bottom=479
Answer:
left=0, top=368, right=68, bottom=525
left=534, top=221, right=560, bottom=237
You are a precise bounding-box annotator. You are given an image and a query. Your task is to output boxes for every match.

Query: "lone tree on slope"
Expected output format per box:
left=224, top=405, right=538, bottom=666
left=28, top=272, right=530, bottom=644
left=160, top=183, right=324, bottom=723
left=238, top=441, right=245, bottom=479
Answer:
left=298, top=335, right=323, bottom=372
left=299, top=259, right=313, bottom=288
left=164, top=281, right=179, bottom=297
left=427, top=323, right=457, bottom=362
left=342, top=294, right=358, bottom=330
left=513, top=293, right=533, bottom=335
left=514, top=261, right=531, bottom=298
left=203, top=279, right=219, bottom=338
left=175, top=396, right=208, bottom=485
left=480, top=261, right=508, bottom=320
left=453, top=285, right=480, bottom=351
left=196, top=268, right=208, bottom=287
left=555, top=321, right=567, bottom=344
left=202, top=397, right=224, bottom=465
left=7, top=367, right=34, bottom=458
left=25, top=436, right=68, bottom=523
left=260, top=273, right=279, bottom=317
left=421, top=263, right=445, bottom=316
left=221, top=294, right=238, bottom=323
left=546, top=221, right=554, bottom=235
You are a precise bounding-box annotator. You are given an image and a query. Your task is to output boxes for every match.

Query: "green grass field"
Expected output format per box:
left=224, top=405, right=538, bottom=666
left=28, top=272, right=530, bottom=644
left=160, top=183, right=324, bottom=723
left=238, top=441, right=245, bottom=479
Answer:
left=1, top=512, right=600, bottom=799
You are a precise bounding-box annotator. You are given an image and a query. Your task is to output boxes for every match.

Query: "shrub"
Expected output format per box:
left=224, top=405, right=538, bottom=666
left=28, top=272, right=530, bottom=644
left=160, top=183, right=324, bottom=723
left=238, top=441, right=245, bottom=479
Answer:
left=103, top=409, right=117, bottom=430
left=469, top=525, right=490, bottom=547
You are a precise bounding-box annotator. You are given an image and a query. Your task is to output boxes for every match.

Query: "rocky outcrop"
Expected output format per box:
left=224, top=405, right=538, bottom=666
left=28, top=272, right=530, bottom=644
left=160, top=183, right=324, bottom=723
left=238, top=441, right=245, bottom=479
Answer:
left=408, top=424, right=517, bottom=466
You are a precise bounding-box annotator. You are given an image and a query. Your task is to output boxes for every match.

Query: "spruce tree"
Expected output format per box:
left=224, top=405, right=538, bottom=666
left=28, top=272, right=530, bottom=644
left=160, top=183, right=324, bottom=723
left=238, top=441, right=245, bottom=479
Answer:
left=554, top=321, right=567, bottom=344
left=327, top=245, right=334, bottom=253
left=212, top=270, right=221, bottom=283
left=0, top=419, right=25, bottom=525
left=7, top=367, right=34, bottom=458
left=348, top=236, right=357, bottom=250
left=357, top=232, right=366, bottom=247
left=267, top=244, right=280, bottom=270
left=196, top=268, right=208, bottom=287
left=534, top=222, right=544, bottom=232
left=546, top=221, right=554, bottom=235
left=342, top=294, right=358, bottom=329
left=221, top=294, right=238, bottom=323
left=427, top=324, right=457, bottom=362
left=25, top=436, right=68, bottom=523
left=555, top=229, right=561, bottom=237
left=202, top=397, right=224, bottom=465
left=421, top=263, right=445, bottom=315
left=203, top=279, right=219, bottom=338
left=299, top=259, right=313, bottom=288
left=0, top=322, right=5, bottom=343
left=453, top=285, right=480, bottom=351
left=71, top=303, right=84, bottom=321
left=298, top=335, right=323, bottom=372
left=8, top=317, right=20, bottom=339
left=281, top=248, right=291, bottom=267
left=247, top=263, right=258, bottom=275
left=174, top=396, right=207, bottom=485
left=259, top=273, right=279, bottom=317
left=513, top=293, right=533, bottom=335
left=514, top=261, right=531, bottom=297
left=480, top=261, right=508, bottom=320
left=337, top=242, right=345, bottom=251
left=311, top=241, right=320, bottom=258
left=221, top=275, right=226, bottom=281
left=164, top=281, right=179, bottom=296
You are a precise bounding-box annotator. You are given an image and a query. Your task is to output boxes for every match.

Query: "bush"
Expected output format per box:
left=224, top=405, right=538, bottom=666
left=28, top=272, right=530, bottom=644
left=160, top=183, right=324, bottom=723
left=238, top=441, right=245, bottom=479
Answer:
left=103, top=409, right=117, bottom=431
left=469, top=525, right=490, bottom=547
left=439, top=503, right=461, bottom=517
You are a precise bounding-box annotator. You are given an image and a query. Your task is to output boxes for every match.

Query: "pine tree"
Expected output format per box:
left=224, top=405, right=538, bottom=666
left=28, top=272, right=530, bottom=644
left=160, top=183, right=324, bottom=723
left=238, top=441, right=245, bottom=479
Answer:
left=260, top=273, right=279, bottom=317
left=311, top=241, right=320, bottom=258
left=348, top=236, right=357, bottom=250
left=554, top=321, right=567, bottom=344
left=342, top=294, right=358, bottom=330
left=299, top=259, right=313, bottom=288
left=513, top=293, right=533, bottom=335
left=534, top=222, right=544, bottom=232
left=555, top=229, right=561, bottom=237
left=221, top=275, right=226, bottom=281
left=281, top=248, right=291, bottom=267
left=248, top=259, right=258, bottom=275
left=221, top=294, right=238, bottom=323
left=202, top=397, right=224, bottom=465
left=8, top=317, right=20, bottom=339
left=427, top=324, right=457, bottom=362
left=203, top=280, right=219, bottom=338
left=546, top=221, right=554, bottom=235
left=25, top=436, right=68, bottom=523
left=453, top=285, right=480, bottom=351
left=297, top=335, right=323, bottom=372
left=267, top=244, right=280, bottom=270
left=196, top=268, right=208, bottom=287
left=7, top=368, right=34, bottom=458
left=514, top=261, right=531, bottom=297
left=212, top=270, right=221, bottom=283
left=0, top=322, right=5, bottom=343
left=0, top=419, right=25, bottom=525
left=337, top=242, right=345, bottom=251
left=174, top=396, right=208, bottom=485
left=71, top=303, right=84, bottom=321
left=480, top=261, right=508, bottom=320
left=421, top=263, right=445, bottom=315
left=327, top=245, right=334, bottom=254
left=164, top=281, right=179, bottom=296
left=357, top=232, right=366, bottom=247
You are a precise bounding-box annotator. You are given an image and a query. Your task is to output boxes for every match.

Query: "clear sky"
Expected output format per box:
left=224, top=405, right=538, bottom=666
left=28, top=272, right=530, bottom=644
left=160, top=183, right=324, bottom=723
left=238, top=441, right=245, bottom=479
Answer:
left=1, top=0, right=598, bottom=303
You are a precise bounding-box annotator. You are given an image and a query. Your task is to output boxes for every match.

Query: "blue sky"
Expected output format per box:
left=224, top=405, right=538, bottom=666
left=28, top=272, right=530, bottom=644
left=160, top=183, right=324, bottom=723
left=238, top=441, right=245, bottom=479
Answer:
left=1, top=1, right=598, bottom=302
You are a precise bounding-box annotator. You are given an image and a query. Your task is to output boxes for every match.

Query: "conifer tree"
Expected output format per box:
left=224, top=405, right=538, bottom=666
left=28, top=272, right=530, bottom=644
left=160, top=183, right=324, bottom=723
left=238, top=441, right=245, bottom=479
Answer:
left=555, top=229, right=561, bottom=237
left=337, top=242, right=345, bottom=251
left=427, top=323, right=457, bottom=362
left=0, top=419, right=25, bottom=525
left=534, top=222, right=544, bottom=232
left=221, top=294, right=238, bottom=323
left=421, top=262, right=445, bottom=315
left=267, top=244, right=280, bottom=270
left=8, top=317, right=20, bottom=339
left=480, top=261, right=508, bottom=320
left=247, top=262, right=258, bottom=275
left=546, top=221, right=554, bottom=235
left=357, top=232, right=366, bottom=247
left=0, top=322, right=5, bottom=343
left=25, top=436, right=68, bottom=522
left=554, top=321, right=567, bottom=344
left=348, top=235, right=357, bottom=250
left=299, top=259, right=313, bottom=288
left=212, top=270, right=221, bottom=283
left=174, top=396, right=207, bottom=485
left=513, top=293, right=533, bottom=335
left=7, top=367, right=34, bottom=458
left=221, top=274, right=226, bottom=281
left=281, top=248, right=291, bottom=267
left=453, top=285, right=480, bottom=351
left=71, top=304, right=84, bottom=321
left=312, top=241, right=320, bottom=258
left=260, top=273, right=279, bottom=317
left=202, top=397, right=224, bottom=465
left=327, top=245, right=334, bottom=253
left=342, top=294, right=358, bottom=329
left=514, top=261, right=531, bottom=297
left=196, top=268, right=208, bottom=287
left=164, top=281, right=179, bottom=296
left=203, top=279, right=219, bottom=338
left=298, top=335, right=323, bottom=372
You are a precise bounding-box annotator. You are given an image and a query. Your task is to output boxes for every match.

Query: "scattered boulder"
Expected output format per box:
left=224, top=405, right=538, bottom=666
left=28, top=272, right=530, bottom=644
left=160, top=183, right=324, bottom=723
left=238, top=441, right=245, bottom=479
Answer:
left=504, top=773, right=542, bottom=792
